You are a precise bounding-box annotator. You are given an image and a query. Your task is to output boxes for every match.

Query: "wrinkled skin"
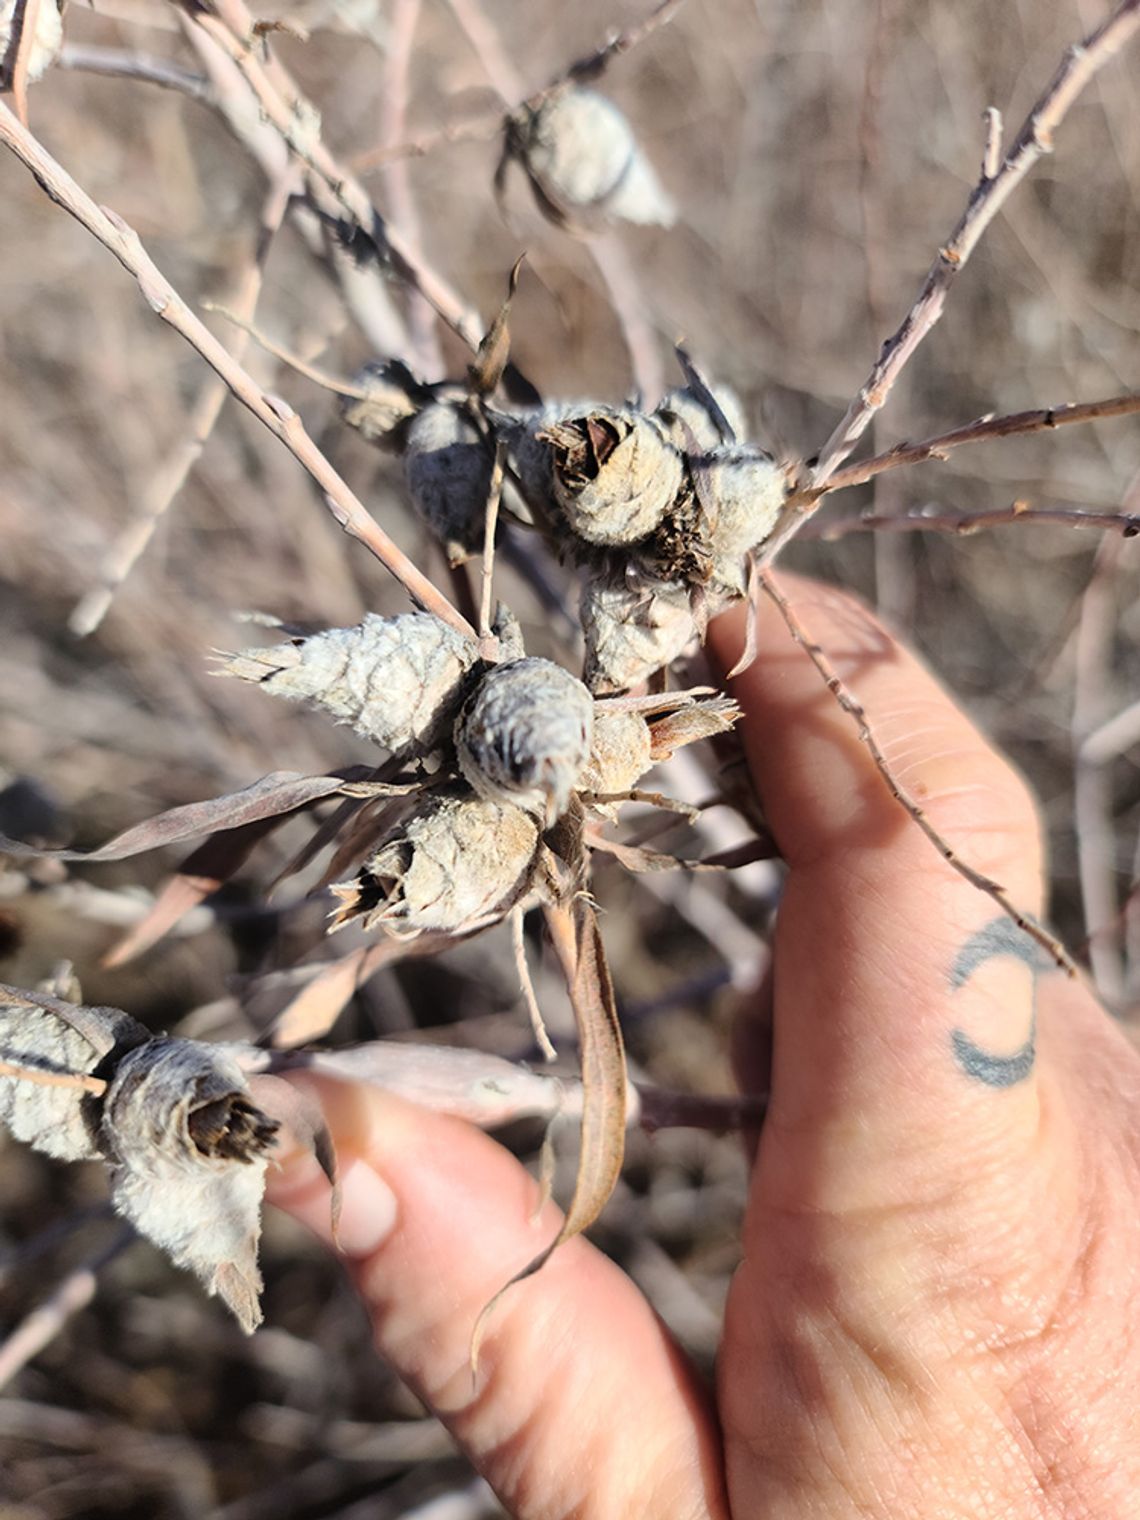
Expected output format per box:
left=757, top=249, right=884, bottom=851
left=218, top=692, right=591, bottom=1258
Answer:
left=270, top=575, right=1140, bottom=1519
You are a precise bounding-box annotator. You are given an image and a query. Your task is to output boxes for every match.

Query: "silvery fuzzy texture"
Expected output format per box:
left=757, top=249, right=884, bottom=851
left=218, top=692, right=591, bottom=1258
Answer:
left=700, top=445, right=788, bottom=571
left=338, top=360, right=422, bottom=451
left=405, top=401, right=493, bottom=566
left=0, top=999, right=144, bottom=1162
left=455, top=657, right=594, bottom=823
left=517, top=86, right=675, bottom=229
left=580, top=710, right=654, bottom=805
left=1, top=0, right=63, bottom=83
left=542, top=408, right=684, bottom=546
left=218, top=611, right=478, bottom=758
left=331, top=793, right=540, bottom=939
left=581, top=573, right=696, bottom=692
left=101, top=1038, right=278, bottom=1335
left=655, top=385, right=748, bottom=453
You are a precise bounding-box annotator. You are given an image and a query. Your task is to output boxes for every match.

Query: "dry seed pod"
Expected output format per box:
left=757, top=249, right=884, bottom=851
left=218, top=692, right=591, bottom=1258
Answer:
left=338, top=359, right=424, bottom=452
left=581, top=572, right=696, bottom=692
left=331, top=792, right=540, bottom=939
left=217, top=611, right=478, bottom=758
left=456, top=657, right=594, bottom=824
left=699, top=445, right=788, bottom=572
left=655, top=384, right=748, bottom=453
left=541, top=408, right=683, bottom=546
left=102, top=1038, right=278, bottom=1334
left=580, top=710, right=654, bottom=799
left=508, top=85, right=675, bottom=231
left=1, top=0, right=63, bottom=83
left=405, top=401, right=494, bottom=566
left=0, top=995, right=145, bottom=1162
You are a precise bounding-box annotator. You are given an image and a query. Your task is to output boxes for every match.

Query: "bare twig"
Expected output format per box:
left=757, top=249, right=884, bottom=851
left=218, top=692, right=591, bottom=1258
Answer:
left=763, top=0, right=1140, bottom=560
left=1080, top=696, right=1140, bottom=767
left=820, top=391, right=1140, bottom=497
left=0, top=1059, right=106, bottom=1095
left=760, top=571, right=1078, bottom=976
left=70, top=171, right=299, bottom=636
left=0, top=101, right=475, bottom=640
left=204, top=303, right=372, bottom=398
left=58, top=42, right=212, bottom=101
left=510, top=906, right=556, bottom=1061
left=807, top=502, right=1140, bottom=543
left=478, top=441, right=505, bottom=640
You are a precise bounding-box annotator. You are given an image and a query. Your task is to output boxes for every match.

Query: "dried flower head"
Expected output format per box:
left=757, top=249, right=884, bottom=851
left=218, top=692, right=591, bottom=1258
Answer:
left=405, top=401, right=494, bottom=566
left=696, top=445, right=789, bottom=583
left=581, top=572, right=696, bottom=692
left=540, top=407, right=683, bottom=546
left=1, top=0, right=63, bottom=83
left=101, top=1038, right=278, bottom=1334
left=505, top=84, right=675, bottom=232
left=456, top=657, right=595, bottom=824
left=330, top=792, right=540, bottom=939
left=580, top=710, right=654, bottom=799
left=338, top=359, right=425, bottom=452
left=216, top=611, right=478, bottom=758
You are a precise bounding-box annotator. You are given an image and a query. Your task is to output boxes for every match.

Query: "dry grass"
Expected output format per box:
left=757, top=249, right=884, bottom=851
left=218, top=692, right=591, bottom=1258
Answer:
left=1, top=0, right=1139, bottom=1514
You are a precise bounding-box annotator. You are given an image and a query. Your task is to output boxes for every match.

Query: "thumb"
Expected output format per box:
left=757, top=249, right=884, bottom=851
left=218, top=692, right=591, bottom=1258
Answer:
left=707, top=574, right=1052, bottom=1209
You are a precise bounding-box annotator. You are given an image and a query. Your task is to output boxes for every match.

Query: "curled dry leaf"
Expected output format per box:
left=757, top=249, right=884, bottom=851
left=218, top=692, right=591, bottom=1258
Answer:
left=217, top=612, right=479, bottom=757
left=405, top=401, right=494, bottom=566
left=506, top=85, right=675, bottom=232
left=580, top=571, right=696, bottom=692
left=541, top=407, right=683, bottom=546
left=1, top=0, right=62, bottom=83
left=337, top=359, right=425, bottom=451
left=330, top=791, right=541, bottom=939
left=455, top=657, right=595, bottom=824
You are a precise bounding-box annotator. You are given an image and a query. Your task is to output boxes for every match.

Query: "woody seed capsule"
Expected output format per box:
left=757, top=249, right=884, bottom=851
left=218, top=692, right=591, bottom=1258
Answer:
left=541, top=407, right=684, bottom=546
left=455, top=657, right=594, bottom=824
left=581, top=572, right=696, bottom=692
left=330, top=792, right=540, bottom=939
left=217, top=611, right=477, bottom=758
left=405, top=401, right=494, bottom=567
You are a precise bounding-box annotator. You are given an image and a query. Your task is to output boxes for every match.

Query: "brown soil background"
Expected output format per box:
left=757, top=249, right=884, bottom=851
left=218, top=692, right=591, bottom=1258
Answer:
left=1, top=0, right=1139, bottom=1514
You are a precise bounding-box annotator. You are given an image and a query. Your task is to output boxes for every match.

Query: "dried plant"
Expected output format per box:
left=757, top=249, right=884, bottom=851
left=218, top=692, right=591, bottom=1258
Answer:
left=2, top=0, right=1140, bottom=1498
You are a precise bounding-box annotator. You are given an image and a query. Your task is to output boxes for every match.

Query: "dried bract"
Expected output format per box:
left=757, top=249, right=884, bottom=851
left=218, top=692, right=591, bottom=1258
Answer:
left=338, top=359, right=424, bottom=452
left=405, top=401, right=494, bottom=566
left=456, top=657, right=594, bottom=823
left=331, top=792, right=540, bottom=939
left=102, top=1039, right=278, bottom=1334
left=1, top=0, right=63, bottom=83
left=217, top=611, right=478, bottom=758
left=581, top=572, right=696, bottom=692
left=507, top=85, right=675, bottom=231
left=541, top=408, right=683, bottom=546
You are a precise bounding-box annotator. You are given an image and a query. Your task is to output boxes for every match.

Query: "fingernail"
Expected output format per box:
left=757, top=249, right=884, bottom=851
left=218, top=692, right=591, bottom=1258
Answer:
left=332, top=1161, right=399, bottom=1259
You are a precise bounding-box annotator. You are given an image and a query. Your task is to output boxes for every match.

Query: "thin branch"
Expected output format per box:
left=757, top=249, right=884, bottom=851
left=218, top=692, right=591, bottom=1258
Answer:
left=180, top=0, right=485, bottom=351
left=70, top=170, right=299, bottom=637
left=760, top=571, right=1078, bottom=977
left=0, top=1059, right=107, bottom=1095
left=806, top=502, right=1140, bottom=543
left=0, top=101, right=476, bottom=641
left=478, top=440, right=505, bottom=640
left=57, top=42, right=213, bottom=101
left=763, top=0, right=1140, bottom=559
left=510, top=906, right=556, bottom=1061
left=204, top=303, right=372, bottom=398
left=820, top=391, right=1140, bottom=497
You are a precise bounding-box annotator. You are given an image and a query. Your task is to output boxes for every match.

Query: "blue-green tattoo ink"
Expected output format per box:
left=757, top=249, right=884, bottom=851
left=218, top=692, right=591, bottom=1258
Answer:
left=948, top=919, right=1053, bottom=1088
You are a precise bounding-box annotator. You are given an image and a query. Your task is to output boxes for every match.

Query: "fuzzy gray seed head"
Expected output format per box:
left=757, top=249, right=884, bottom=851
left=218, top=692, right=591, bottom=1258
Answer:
left=456, top=657, right=594, bottom=823
left=541, top=407, right=683, bottom=546
left=580, top=710, right=654, bottom=803
left=217, top=611, right=478, bottom=758
left=581, top=573, right=697, bottom=692
left=655, top=384, right=748, bottom=452
left=331, top=793, right=541, bottom=939
left=701, top=445, right=788, bottom=569
left=405, top=401, right=494, bottom=566
left=512, top=85, right=675, bottom=230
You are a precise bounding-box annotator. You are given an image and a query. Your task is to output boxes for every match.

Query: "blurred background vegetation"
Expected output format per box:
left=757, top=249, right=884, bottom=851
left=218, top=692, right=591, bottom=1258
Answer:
left=1, top=0, right=1138, bottom=1513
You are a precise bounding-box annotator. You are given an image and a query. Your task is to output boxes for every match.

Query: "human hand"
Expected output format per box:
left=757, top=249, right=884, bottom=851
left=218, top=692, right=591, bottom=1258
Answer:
left=268, top=574, right=1140, bottom=1518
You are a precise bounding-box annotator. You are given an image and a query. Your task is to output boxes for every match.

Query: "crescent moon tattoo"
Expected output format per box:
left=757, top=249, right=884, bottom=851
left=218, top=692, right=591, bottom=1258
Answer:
left=948, top=919, right=1053, bottom=1088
